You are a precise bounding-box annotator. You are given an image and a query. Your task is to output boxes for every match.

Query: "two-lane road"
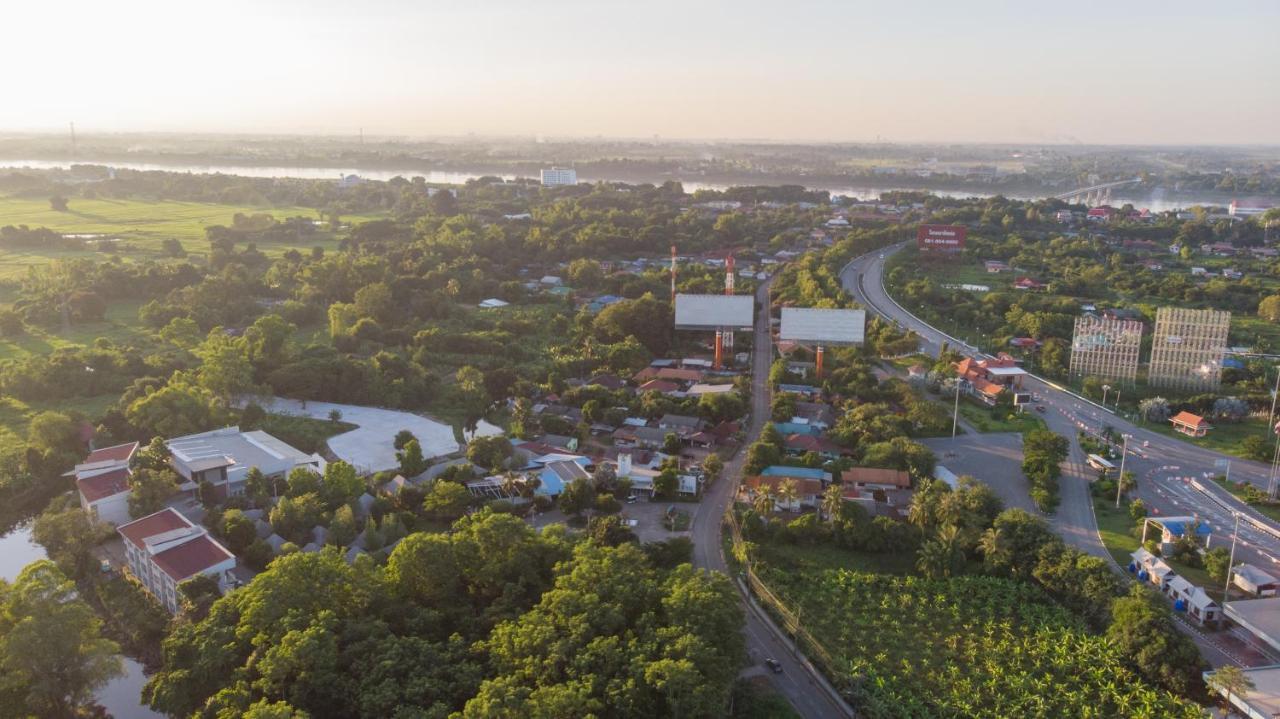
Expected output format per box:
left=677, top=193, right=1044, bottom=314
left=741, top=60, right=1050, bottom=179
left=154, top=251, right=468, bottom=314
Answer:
left=692, top=276, right=854, bottom=719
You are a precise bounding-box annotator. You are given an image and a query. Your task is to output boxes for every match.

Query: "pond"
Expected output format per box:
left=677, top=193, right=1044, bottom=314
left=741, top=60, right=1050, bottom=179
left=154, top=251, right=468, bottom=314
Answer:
left=0, top=524, right=164, bottom=718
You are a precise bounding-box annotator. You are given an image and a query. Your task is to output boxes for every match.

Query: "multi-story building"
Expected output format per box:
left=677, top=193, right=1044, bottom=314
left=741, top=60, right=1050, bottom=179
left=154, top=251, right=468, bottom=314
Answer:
left=167, top=427, right=325, bottom=502
left=540, top=167, right=577, bottom=186
left=74, top=441, right=139, bottom=526
left=117, top=508, right=236, bottom=613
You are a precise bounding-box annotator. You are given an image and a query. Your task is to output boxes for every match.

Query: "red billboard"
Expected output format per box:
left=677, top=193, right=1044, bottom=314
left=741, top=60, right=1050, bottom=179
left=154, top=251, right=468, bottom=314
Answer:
left=916, top=224, right=966, bottom=251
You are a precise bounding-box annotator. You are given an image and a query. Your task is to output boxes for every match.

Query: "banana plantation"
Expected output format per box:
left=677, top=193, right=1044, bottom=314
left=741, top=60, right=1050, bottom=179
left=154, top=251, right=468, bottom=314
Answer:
left=761, top=568, right=1202, bottom=718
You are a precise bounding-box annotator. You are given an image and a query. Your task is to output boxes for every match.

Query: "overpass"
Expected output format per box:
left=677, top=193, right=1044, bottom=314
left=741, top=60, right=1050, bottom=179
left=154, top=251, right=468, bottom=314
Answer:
left=1053, top=177, right=1143, bottom=203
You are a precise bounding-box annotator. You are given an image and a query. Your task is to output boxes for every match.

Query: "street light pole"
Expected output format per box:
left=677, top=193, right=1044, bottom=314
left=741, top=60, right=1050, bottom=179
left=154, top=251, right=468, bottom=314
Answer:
left=1115, top=434, right=1129, bottom=509
left=1102, top=384, right=1111, bottom=406
left=1224, top=512, right=1241, bottom=602
left=1269, top=367, right=1280, bottom=432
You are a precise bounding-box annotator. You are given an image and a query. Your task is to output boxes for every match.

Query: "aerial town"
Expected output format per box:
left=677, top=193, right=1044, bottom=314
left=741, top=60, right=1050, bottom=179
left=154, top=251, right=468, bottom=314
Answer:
left=1, top=3, right=1279, bottom=719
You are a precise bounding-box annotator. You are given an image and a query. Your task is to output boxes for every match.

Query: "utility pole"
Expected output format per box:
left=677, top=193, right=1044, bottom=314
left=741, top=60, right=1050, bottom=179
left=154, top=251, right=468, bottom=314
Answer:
left=1224, top=512, right=1241, bottom=602
left=1115, top=434, right=1129, bottom=509
left=951, top=380, right=961, bottom=439
left=1268, top=367, right=1280, bottom=432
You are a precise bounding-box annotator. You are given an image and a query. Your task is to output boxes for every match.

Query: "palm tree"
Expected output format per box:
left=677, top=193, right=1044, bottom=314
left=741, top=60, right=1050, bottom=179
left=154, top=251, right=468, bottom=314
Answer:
left=1206, top=664, right=1255, bottom=717
left=752, top=486, right=777, bottom=517
left=907, top=491, right=936, bottom=532
left=821, top=484, right=844, bottom=523
left=978, top=527, right=1010, bottom=570
left=777, top=479, right=800, bottom=512
left=916, top=540, right=950, bottom=579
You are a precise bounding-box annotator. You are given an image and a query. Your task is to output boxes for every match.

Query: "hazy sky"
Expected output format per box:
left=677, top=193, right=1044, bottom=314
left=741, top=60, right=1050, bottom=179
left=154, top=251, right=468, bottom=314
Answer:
left=6, top=0, right=1278, bottom=144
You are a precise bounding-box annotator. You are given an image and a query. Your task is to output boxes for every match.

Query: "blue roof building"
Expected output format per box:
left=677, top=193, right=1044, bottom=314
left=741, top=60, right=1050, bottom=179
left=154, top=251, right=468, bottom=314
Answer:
left=772, top=422, right=822, bottom=437
left=760, top=466, right=829, bottom=481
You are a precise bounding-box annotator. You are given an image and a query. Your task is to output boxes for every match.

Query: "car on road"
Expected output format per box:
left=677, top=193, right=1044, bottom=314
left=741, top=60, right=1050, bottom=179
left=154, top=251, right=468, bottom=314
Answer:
left=764, top=658, right=783, bottom=674
left=626, top=495, right=638, bottom=504
left=1035, top=405, right=1046, bottom=413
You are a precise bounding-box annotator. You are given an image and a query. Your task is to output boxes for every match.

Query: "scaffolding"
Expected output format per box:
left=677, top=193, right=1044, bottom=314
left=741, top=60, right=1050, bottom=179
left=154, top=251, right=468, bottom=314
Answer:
left=1148, top=307, right=1230, bottom=392
left=1069, top=315, right=1143, bottom=384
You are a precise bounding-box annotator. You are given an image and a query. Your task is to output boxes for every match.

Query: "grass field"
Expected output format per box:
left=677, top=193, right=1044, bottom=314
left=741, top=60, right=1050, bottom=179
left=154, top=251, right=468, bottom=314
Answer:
left=0, top=299, right=153, bottom=362
left=1213, top=477, right=1280, bottom=523
left=1144, top=416, right=1267, bottom=461
left=0, top=394, right=119, bottom=456
left=957, top=399, right=1046, bottom=433
left=0, top=195, right=384, bottom=279
left=1093, top=496, right=1227, bottom=600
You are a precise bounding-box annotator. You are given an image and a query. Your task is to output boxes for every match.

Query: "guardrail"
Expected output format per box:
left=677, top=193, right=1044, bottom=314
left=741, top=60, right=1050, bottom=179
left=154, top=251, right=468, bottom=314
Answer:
left=724, top=510, right=857, bottom=717
left=1189, top=478, right=1280, bottom=542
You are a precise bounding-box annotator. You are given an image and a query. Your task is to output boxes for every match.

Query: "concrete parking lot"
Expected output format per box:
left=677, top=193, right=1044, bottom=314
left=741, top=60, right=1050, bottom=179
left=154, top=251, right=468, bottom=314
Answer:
left=257, top=397, right=464, bottom=472
left=922, top=432, right=1036, bottom=513
left=622, top=499, right=693, bottom=543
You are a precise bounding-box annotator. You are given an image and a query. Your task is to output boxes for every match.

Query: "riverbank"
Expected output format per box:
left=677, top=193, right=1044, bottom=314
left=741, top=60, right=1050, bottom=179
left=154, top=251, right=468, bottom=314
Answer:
left=0, top=157, right=1257, bottom=212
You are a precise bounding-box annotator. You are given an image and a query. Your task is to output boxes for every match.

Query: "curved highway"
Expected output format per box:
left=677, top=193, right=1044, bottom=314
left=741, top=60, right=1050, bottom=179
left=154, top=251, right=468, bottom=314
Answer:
left=843, top=244, right=1280, bottom=667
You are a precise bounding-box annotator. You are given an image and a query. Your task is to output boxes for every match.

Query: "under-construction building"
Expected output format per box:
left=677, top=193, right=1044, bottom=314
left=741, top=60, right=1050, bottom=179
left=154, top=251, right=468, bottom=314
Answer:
left=1068, top=315, right=1143, bottom=384
left=1147, top=307, right=1231, bottom=392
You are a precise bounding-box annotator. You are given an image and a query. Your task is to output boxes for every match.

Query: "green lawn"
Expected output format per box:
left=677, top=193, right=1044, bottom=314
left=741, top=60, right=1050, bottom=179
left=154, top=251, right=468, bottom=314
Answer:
left=0, top=394, right=119, bottom=455
left=1094, top=496, right=1229, bottom=601
left=956, top=399, right=1046, bottom=433
left=753, top=539, right=918, bottom=576
left=1093, top=496, right=1141, bottom=567
left=1144, top=416, right=1268, bottom=462
left=0, top=195, right=384, bottom=278
left=254, top=413, right=357, bottom=455
left=0, top=299, right=153, bottom=362
left=1213, top=477, right=1280, bottom=523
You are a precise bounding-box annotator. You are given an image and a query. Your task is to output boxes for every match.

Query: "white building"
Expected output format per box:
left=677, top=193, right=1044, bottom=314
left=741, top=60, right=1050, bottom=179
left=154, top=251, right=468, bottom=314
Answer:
left=540, top=167, right=577, bottom=187
left=117, top=508, right=236, bottom=613
left=167, top=427, right=325, bottom=502
left=74, top=441, right=139, bottom=526
left=1230, top=199, right=1272, bottom=217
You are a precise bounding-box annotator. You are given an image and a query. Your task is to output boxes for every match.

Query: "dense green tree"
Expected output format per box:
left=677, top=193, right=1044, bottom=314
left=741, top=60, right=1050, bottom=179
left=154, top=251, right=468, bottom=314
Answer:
left=0, top=561, right=123, bottom=719
left=322, top=461, right=364, bottom=508
left=31, top=506, right=107, bottom=580
left=397, top=439, right=428, bottom=478
left=1106, top=584, right=1205, bottom=696
left=422, top=480, right=472, bottom=521
left=128, top=467, right=179, bottom=519
left=467, top=436, right=513, bottom=470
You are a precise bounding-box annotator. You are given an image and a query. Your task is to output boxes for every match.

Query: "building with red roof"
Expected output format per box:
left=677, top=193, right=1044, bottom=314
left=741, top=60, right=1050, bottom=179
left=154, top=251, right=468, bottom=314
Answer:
left=118, top=508, right=236, bottom=613
left=782, top=433, right=851, bottom=459
left=1170, top=411, right=1211, bottom=438
left=73, top=441, right=139, bottom=526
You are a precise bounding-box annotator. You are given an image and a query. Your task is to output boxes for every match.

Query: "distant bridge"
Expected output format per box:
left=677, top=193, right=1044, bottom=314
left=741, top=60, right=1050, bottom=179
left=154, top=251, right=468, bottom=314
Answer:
left=1053, top=177, right=1143, bottom=203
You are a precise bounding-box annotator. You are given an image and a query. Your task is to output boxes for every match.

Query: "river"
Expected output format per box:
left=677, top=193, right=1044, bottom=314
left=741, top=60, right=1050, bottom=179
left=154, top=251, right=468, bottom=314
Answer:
left=0, top=158, right=1237, bottom=213
left=0, top=524, right=164, bottom=719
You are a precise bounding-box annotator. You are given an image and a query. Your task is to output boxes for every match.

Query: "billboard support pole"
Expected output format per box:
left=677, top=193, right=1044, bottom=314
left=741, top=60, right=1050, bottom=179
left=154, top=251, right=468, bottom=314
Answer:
left=714, top=331, right=723, bottom=370
left=815, top=345, right=824, bottom=379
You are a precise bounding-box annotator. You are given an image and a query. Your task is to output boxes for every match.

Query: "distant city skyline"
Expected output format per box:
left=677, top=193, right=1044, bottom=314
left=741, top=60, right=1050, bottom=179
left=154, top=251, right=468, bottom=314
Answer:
left=5, top=0, right=1278, bottom=145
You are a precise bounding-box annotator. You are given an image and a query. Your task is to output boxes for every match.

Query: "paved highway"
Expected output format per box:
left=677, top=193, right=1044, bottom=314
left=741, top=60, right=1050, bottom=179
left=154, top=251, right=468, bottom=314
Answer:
left=842, top=243, right=1280, bottom=667
left=692, top=276, right=855, bottom=719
